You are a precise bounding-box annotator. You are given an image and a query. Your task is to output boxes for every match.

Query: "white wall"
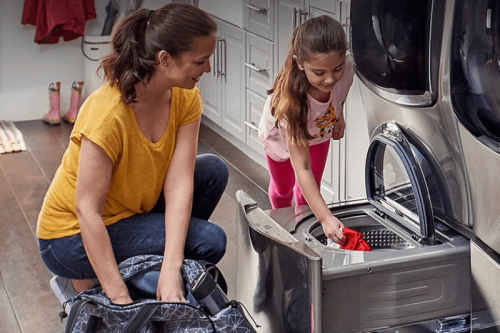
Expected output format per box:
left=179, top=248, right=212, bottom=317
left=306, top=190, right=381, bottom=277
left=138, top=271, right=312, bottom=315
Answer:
left=0, top=0, right=85, bottom=121
left=0, top=0, right=171, bottom=122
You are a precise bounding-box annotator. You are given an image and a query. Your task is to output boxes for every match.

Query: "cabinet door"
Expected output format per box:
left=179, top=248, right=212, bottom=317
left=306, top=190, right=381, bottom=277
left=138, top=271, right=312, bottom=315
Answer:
left=246, top=89, right=266, bottom=155
left=221, top=22, right=247, bottom=142
left=344, top=78, right=369, bottom=201
left=199, top=0, right=244, bottom=28
left=198, top=29, right=223, bottom=126
left=276, top=0, right=306, bottom=67
left=171, top=0, right=198, bottom=5
left=246, top=33, right=274, bottom=97
left=340, top=1, right=351, bottom=46
left=320, top=138, right=344, bottom=203
left=307, top=0, right=341, bottom=21
left=244, top=0, right=274, bottom=40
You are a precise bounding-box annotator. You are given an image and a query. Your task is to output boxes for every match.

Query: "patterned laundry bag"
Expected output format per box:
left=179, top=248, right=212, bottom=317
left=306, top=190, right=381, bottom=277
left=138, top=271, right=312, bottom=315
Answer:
left=62, top=255, right=258, bottom=333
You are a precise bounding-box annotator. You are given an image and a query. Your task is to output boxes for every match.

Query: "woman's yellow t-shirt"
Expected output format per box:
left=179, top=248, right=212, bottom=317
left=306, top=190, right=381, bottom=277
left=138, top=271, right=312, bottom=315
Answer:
left=37, top=84, right=202, bottom=240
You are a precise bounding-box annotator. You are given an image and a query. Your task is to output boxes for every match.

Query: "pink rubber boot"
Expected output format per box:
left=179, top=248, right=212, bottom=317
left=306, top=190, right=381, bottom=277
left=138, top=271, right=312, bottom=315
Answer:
left=43, top=82, right=61, bottom=125
left=62, top=81, right=84, bottom=124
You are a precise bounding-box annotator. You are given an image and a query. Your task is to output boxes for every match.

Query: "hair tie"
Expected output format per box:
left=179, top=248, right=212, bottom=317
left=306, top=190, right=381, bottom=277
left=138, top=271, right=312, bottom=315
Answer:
left=147, top=10, right=154, bottom=25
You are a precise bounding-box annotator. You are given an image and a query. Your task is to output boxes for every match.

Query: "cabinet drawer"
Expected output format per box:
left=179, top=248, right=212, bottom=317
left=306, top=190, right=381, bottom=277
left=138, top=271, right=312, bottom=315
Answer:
left=244, top=0, right=274, bottom=41
left=246, top=89, right=266, bottom=155
left=199, top=0, right=244, bottom=28
left=308, top=2, right=341, bottom=22
left=246, top=33, right=275, bottom=97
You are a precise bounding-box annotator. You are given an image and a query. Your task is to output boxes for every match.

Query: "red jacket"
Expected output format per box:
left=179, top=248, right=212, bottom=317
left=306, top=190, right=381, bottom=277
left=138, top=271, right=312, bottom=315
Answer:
left=22, top=0, right=96, bottom=44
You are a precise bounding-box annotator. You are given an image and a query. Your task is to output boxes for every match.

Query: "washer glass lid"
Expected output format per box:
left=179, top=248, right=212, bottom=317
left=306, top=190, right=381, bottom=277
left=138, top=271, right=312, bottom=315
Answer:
left=366, top=122, right=435, bottom=244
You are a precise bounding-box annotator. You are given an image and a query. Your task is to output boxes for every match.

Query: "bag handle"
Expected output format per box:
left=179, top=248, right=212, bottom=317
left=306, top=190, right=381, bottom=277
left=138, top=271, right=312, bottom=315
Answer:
left=199, top=260, right=228, bottom=294
left=122, top=303, right=160, bottom=333
left=123, top=302, right=219, bottom=333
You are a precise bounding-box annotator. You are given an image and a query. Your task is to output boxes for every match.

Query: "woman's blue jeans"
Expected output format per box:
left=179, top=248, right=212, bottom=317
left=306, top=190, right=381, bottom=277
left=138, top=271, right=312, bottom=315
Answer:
left=39, top=154, right=229, bottom=279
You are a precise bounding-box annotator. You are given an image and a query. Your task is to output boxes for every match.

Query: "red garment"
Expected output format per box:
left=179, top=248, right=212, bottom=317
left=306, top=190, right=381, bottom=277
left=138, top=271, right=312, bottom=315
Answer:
left=22, top=0, right=96, bottom=44
left=340, top=227, right=371, bottom=251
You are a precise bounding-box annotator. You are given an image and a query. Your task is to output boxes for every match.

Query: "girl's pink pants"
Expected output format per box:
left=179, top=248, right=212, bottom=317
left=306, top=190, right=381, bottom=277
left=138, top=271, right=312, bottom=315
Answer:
left=265, top=140, right=330, bottom=209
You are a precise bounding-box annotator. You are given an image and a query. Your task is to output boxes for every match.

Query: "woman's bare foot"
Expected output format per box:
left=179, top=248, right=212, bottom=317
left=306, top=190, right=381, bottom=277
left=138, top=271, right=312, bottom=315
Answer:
left=71, top=279, right=93, bottom=292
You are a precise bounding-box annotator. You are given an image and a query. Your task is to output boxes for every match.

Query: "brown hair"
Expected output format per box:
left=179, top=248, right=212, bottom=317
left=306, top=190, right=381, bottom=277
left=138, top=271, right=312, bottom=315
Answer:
left=269, top=15, right=347, bottom=146
left=99, top=3, right=217, bottom=104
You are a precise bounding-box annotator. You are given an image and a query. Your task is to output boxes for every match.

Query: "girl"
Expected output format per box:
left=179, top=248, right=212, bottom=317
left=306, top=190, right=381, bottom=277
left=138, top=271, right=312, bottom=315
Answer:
left=37, top=4, right=228, bottom=305
left=258, top=15, right=353, bottom=244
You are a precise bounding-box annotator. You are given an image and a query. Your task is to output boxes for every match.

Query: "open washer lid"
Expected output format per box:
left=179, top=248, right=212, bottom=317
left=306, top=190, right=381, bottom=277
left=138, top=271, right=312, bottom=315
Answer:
left=365, top=122, right=436, bottom=245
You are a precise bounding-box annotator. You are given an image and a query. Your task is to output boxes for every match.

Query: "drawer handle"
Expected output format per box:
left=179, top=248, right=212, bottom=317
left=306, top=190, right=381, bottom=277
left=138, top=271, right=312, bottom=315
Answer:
left=244, top=121, right=259, bottom=132
left=244, top=62, right=267, bottom=73
left=244, top=4, right=267, bottom=13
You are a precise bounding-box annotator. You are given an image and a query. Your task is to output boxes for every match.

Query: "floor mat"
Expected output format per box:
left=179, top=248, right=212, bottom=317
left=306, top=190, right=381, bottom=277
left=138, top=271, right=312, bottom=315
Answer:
left=0, top=121, right=27, bottom=154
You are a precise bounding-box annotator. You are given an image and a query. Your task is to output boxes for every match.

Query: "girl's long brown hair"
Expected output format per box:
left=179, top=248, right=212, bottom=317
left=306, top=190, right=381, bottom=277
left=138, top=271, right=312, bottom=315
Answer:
left=98, top=3, right=217, bottom=104
left=269, top=15, right=347, bottom=146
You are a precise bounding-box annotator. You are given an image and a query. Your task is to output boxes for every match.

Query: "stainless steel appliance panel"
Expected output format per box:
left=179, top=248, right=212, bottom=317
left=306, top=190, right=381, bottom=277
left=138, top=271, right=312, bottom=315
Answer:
left=236, top=191, right=322, bottom=333
left=237, top=190, right=471, bottom=332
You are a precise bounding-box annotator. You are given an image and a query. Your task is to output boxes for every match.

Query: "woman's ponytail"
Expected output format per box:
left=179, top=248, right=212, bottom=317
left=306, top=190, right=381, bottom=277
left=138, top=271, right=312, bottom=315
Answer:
left=98, top=4, right=217, bottom=104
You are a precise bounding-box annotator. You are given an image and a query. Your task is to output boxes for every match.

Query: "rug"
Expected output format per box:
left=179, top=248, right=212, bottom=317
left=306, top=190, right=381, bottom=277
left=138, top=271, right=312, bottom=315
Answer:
left=0, top=121, right=27, bottom=154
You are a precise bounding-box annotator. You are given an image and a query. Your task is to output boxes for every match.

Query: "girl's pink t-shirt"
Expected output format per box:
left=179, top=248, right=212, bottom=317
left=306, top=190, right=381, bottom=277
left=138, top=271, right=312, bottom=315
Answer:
left=258, top=54, right=354, bottom=162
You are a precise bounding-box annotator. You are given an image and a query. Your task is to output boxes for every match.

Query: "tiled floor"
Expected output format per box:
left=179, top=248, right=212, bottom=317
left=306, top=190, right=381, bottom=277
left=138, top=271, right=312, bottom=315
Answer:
left=0, top=119, right=270, bottom=333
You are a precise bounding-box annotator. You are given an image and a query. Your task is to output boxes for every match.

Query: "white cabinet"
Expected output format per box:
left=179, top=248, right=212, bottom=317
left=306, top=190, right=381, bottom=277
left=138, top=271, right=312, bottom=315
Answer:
left=275, top=0, right=309, bottom=66
left=344, top=77, right=370, bottom=201
left=199, top=0, right=370, bottom=203
left=199, top=0, right=244, bottom=28
left=246, top=89, right=267, bottom=155
left=171, top=0, right=198, bottom=5
left=199, top=19, right=246, bottom=142
left=243, top=0, right=274, bottom=41
left=244, top=33, right=275, bottom=156
left=307, top=0, right=340, bottom=20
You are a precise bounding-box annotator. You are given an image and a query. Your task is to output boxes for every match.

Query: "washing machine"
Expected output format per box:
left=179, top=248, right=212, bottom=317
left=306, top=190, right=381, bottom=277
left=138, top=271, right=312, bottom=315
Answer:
left=236, top=121, right=470, bottom=333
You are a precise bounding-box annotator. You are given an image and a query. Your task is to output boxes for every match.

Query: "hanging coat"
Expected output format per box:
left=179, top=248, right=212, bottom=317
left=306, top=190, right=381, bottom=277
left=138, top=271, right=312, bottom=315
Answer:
left=21, top=0, right=96, bottom=44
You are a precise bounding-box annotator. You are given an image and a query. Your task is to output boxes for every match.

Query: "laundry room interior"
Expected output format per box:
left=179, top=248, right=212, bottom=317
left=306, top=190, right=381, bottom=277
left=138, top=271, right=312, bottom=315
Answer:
left=1, top=0, right=500, bottom=332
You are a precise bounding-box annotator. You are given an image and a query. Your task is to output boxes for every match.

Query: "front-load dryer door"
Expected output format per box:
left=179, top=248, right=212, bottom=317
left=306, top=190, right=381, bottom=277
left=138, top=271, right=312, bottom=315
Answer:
left=365, top=122, right=436, bottom=245
left=351, top=0, right=436, bottom=106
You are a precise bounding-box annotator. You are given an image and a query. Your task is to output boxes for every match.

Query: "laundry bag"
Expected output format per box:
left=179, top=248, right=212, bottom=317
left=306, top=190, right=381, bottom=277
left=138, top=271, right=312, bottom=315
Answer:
left=61, top=255, right=258, bottom=333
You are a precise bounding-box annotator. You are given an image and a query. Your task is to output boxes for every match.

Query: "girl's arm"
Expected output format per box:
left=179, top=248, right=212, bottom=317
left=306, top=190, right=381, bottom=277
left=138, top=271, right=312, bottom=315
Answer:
left=288, top=141, right=346, bottom=244
left=156, top=117, right=201, bottom=302
left=76, top=137, right=132, bottom=305
left=332, top=110, right=345, bottom=140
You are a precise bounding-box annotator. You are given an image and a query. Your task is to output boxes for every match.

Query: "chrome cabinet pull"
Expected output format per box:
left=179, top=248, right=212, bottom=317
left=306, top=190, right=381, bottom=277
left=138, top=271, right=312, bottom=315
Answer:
left=293, top=8, right=308, bottom=28
left=217, top=39, right=226, bottom=77
left=293, top=7, right=297, bottom=29
left=244, top=4, right=267, bottom=13
left=298, top=9, right=308, bottom=25
left=211, top=46, right=216, bottom=77
left=244, top=62, right=267, bottom=73
left=244, top=121, right=259, bottom=132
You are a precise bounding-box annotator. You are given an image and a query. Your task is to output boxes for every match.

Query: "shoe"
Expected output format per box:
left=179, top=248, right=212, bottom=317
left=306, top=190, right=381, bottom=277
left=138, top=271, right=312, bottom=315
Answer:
left=50, top=275, right=78, bottom=309
left=62, top=81, right=83, bottom=124
left=43, top=82, right=61, bottom=125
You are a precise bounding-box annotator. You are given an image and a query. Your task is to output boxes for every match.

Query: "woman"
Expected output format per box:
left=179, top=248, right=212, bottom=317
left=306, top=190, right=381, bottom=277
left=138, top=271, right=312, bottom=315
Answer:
left=37, top=3, right=228, bottom=305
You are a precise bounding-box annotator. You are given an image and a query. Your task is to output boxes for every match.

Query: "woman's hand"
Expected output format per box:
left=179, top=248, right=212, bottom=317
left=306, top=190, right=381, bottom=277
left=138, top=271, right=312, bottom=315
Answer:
left=109, top=294, right=133, bottom=305
left=156, top=267, right=185, bottom=303
left=321, top=215, right=346, bottom=245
